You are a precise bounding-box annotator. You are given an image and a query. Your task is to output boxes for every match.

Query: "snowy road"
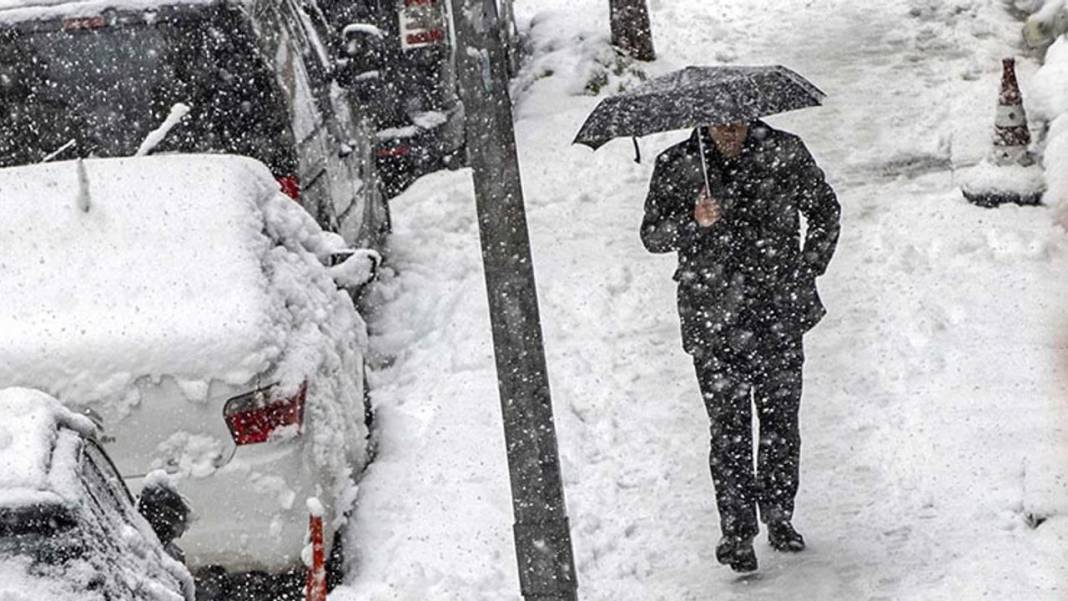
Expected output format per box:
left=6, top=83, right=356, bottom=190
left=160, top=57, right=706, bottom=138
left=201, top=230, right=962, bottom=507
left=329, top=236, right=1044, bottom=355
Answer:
left=335, top=0, right=1068, bottom=599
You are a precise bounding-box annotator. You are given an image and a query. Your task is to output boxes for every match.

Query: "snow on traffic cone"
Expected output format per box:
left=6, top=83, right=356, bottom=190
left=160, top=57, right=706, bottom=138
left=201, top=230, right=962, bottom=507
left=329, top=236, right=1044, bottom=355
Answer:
left=961, top=57, right=1045, bottom=208
left=305, top=498, right=327, bottom=601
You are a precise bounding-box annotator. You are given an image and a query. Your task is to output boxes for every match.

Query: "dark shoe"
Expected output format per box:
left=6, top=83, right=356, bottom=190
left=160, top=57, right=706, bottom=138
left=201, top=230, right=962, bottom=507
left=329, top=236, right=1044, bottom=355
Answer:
left=768, top=521, right=805, bottom=552
left=715, top=535, right=758, bottom=573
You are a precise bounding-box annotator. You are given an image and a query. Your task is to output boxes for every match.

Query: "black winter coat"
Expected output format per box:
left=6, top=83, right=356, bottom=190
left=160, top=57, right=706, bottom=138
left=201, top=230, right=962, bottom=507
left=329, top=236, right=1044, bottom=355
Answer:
left=641, top=122, right=840, bottom=355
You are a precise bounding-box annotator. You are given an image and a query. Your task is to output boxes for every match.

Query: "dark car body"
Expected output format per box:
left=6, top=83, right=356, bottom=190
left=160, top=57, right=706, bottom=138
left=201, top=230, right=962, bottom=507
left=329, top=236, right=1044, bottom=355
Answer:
left=318, top=0, right=518, bottom=196
left=0, top=0, right=389, bottom=252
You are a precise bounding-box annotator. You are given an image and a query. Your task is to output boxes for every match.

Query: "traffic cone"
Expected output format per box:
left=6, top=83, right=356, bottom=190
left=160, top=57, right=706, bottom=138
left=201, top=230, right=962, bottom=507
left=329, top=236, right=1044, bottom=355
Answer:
left=991, top=58, right=1032, bottom=167
left=961, top=57, right=1045, bottom=208
left=305, top=500, right=327, bottom=601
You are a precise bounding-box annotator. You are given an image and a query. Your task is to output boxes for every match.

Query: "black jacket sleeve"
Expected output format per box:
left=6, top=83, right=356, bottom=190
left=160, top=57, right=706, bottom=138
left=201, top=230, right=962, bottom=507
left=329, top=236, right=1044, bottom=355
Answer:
left=640, top=151, right=687, bottom=254
left=640, top=148, right=715, bottom=254
left=787, top=138, right=840, bottom=277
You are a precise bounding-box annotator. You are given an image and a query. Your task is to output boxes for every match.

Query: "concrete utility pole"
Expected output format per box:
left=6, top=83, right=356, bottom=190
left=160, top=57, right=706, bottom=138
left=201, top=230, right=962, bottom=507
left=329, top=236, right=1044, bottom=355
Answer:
left=609, top=0, right=656, bottom=61
left=447, top=1, right=579, bottom=600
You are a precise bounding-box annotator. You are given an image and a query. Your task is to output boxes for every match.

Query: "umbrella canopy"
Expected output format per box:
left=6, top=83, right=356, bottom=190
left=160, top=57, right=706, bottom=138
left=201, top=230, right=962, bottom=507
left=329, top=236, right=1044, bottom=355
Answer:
left=573, top=65, right=826, bottom=150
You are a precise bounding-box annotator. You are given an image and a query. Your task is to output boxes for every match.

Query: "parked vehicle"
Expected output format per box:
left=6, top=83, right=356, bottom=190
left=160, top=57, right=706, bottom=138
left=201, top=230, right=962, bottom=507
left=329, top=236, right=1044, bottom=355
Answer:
left=322, top=0, right=520, bottom=196
left=0, top=0, right=390, bottom=252
left=0, top=387, right=195, bottom=601
left=0, top=156, right=378, bottom=592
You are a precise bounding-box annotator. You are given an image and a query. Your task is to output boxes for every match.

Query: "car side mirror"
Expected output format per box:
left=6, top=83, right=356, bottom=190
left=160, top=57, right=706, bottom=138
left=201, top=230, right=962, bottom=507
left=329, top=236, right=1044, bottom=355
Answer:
left=137, top=472, right=191, bottom=547
left=329, top=249, right=381, bottom=290
left=335, top=24, right=386, bottom=99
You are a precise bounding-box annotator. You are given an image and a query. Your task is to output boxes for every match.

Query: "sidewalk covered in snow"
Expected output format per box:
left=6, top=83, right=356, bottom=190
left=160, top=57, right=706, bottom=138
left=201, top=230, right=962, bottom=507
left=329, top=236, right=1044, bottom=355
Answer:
left=334, top=0, right=1068, bottom=599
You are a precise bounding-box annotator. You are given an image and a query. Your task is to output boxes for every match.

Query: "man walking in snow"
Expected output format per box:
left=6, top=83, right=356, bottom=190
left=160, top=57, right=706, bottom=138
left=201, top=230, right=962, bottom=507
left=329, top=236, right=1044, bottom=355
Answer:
left=641, top=120, right=840, bottom=572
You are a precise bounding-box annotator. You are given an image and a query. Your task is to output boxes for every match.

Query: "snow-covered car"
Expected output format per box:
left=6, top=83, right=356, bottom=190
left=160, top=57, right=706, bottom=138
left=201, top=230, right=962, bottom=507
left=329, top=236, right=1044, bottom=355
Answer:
left=0, top=387, right=195, bottom=601
left=0, top=0, right=391, bottom=253
left=0, top=156, right=376, bottom=586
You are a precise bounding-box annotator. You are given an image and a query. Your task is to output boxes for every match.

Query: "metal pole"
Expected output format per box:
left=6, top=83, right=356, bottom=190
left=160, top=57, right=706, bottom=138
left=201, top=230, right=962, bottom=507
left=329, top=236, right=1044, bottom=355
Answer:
left=447, top=1, right=578, bottom=600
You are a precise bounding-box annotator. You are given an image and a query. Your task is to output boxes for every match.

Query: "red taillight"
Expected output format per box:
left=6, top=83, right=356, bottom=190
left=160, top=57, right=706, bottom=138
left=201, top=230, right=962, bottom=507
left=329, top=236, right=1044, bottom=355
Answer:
left=405, top=29, right=444, bottom=45
left=399, top=0, right=445, bottom=49
left=277, top=175, right=301, bottom=201
left=223, top=382, right=307, bottom=446
left=376, top=145, right=411, bottom=158
left=63, top=15, right=105, bottom=31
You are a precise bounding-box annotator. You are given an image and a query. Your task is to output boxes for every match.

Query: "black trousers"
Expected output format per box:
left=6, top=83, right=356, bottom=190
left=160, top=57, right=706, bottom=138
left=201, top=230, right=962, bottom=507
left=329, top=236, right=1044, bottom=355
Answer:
left=692, top=331, right=804, bottom=540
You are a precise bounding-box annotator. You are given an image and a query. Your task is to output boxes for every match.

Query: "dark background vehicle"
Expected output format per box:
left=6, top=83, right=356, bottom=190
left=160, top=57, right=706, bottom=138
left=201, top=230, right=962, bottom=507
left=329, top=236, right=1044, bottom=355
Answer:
left=319, top=0, right=519, bottom=197
left=0, top=0, right=390, bottom=253
left=0, top=388, right=194, bottom=601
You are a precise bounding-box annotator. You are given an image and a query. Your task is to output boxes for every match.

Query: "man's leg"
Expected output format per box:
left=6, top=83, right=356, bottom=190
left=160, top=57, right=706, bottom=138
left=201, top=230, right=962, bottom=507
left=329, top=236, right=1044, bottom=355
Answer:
left=753, top=335, right=804, bottom=527
left=693, top=351, right=759, bottom=542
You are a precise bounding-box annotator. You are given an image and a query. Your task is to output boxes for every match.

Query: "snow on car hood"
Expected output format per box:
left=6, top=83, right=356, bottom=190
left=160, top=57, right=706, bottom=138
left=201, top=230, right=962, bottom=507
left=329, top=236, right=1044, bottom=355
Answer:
left=0, top=156, right=295, bottom=406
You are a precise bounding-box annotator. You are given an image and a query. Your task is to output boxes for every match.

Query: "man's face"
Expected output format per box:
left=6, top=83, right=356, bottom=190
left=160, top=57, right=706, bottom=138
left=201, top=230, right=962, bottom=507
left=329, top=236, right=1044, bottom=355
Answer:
left=708, top=122, right=749, bottom=149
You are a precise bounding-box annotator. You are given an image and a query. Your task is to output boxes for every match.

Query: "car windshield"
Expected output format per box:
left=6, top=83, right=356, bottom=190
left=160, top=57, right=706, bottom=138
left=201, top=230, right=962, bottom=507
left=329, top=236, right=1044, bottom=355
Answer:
left=0, top=504, right=76, bottom=538
left=0, top=4, right=297, bottom=174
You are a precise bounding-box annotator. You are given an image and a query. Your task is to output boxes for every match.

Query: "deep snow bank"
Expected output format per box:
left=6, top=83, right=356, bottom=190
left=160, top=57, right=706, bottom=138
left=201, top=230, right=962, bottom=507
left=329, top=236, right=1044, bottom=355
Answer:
left=1029, top=36, right=1068, bottom=221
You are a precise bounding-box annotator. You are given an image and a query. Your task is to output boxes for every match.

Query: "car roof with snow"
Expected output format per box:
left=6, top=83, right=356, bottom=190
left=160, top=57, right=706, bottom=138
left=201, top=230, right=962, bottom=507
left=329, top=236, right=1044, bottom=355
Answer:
left=0, top=155, right=327, bottom=405
left=0, top=388, right=96, bottom=507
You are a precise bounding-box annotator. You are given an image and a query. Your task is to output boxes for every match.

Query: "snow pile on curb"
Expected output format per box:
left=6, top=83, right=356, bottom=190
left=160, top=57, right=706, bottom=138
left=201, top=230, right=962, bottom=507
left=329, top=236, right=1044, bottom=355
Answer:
left=1029, top=36, right=1068, bottom=222
left=511, top=10, right=646, bottom=102
left=960, top=158, right=1046, bottom=195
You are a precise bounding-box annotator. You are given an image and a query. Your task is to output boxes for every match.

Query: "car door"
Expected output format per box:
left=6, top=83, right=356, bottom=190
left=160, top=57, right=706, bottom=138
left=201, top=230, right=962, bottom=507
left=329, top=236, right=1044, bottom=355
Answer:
left=263, top=2, right=336, bottom=231
left=288, top=0, right=386, bottom=249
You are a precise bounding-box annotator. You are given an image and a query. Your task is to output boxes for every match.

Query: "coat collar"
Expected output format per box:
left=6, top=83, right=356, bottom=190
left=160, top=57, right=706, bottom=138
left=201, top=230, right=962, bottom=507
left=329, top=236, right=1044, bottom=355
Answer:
left=689, top=120, right=770, bottom=161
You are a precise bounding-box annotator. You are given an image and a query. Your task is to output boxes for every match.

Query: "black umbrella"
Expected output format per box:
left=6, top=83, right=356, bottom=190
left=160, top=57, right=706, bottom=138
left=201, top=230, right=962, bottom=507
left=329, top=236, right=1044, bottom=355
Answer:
left=574, top=65, right=825, bottom=194
left=573, top=65, right=826, bottom=151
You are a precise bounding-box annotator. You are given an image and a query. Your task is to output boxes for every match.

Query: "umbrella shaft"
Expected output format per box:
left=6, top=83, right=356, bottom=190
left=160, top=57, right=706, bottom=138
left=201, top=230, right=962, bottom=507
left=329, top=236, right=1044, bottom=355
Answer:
left=697, top=128, right=712, bottom=196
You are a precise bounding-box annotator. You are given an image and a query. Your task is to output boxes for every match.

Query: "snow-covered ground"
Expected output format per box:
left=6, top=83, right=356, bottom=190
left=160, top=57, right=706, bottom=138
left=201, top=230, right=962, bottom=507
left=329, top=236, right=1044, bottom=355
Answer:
left=335, top=0, right=1068, bottom=599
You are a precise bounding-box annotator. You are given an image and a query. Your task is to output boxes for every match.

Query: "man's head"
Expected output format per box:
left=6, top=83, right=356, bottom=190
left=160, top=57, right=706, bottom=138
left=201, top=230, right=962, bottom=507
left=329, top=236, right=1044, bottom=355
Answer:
left=707, top=122, right=749, bottom=156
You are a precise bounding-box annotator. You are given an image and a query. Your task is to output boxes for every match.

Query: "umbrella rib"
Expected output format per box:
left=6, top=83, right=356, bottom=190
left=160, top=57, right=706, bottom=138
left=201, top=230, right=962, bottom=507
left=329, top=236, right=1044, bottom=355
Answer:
left=743, top=71, right=775, bottom=119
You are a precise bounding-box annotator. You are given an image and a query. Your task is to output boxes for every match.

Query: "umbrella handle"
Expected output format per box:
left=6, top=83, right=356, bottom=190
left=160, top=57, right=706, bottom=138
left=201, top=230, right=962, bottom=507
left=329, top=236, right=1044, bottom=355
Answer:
left=696, top=128, right=713, bottom=198
left=632, top=137, right=641, bottom=164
